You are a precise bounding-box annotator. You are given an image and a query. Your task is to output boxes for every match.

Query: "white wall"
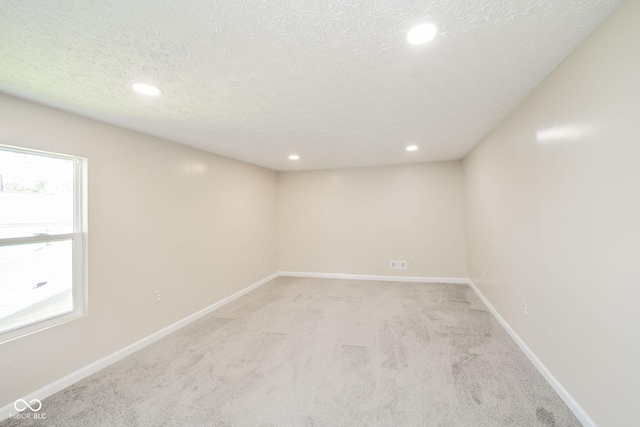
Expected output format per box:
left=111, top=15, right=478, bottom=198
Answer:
left=461, top=1, right=640, bottom=426
left=279, top=162, right=468, bottom=278
left=0, top=93, right=279, bottom=409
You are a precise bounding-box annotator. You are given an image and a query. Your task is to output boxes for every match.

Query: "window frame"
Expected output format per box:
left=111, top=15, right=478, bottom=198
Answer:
left=0, top=144, right=87, bottom=343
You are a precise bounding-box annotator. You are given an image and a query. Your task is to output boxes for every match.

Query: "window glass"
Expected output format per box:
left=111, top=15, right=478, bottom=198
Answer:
left=0, top=150, right=74, bottom=239
left=0, top=240, right=73, bottom=334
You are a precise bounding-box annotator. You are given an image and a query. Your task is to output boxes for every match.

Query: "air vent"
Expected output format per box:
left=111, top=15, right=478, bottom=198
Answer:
left=390, top=260, right=407, bottom=270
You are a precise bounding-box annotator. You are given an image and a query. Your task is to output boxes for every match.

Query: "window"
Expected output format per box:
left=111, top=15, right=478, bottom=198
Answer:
left=0, top=145, right=85, bottom=342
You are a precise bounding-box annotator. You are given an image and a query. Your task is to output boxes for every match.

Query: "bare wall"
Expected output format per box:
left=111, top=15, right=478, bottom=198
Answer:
left=279, top=162, right=468, bottom=278
left=0, top=93, right=279, bottom=409
left=461, top=1, right=640, bottom=426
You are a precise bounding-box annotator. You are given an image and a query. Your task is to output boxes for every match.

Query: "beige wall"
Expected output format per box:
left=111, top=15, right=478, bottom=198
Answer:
left=461, top=2, right=640, bottom=426
left=0, top=94, right=279, bottom=409
left=3, top=2, right=638, bottom=423
left=279, top=162, right=468, bottom=278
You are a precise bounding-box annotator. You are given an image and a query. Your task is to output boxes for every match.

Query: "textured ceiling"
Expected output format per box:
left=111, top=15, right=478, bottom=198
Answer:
left=0, top=0, right=623, bottom=171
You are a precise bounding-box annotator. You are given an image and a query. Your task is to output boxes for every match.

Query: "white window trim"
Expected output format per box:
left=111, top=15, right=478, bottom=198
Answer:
left=0, top=144, right=87, bottom=344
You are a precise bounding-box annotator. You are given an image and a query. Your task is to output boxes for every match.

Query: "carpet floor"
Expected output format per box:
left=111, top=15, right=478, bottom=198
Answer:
left=2, top=276, right=581, bottom=426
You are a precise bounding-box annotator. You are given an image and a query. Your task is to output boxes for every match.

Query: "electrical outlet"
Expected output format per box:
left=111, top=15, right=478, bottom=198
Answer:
left=482, top=268, right=486, bottom=279
left=155, top=291, right=162, bottom=304
left=523, top=303, right=529, bottom=317
left=323, top=256, right=328, bottom=261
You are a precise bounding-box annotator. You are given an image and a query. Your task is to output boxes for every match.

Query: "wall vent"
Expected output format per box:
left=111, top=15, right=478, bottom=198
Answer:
left=390, top=260, right=407, bottom=270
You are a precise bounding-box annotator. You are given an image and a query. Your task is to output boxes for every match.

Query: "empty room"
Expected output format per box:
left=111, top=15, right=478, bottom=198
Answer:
left=0, top=0, right=638, bottom=426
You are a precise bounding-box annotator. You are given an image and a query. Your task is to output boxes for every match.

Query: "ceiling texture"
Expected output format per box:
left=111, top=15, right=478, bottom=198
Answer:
left=0, top=0, right=623, bottom=171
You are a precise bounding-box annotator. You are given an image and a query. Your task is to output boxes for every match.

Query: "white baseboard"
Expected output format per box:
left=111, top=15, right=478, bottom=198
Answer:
left=467, top=279, right=596, bottom=427
left=278, top=271, right=470, bottom=284
left=0, top=272, right=279, bottom=422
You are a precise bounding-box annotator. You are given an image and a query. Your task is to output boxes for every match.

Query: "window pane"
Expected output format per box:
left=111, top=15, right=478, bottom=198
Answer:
left=0, top=150, right=74, bottom=238
left=0, top=240, right=73, bottom=334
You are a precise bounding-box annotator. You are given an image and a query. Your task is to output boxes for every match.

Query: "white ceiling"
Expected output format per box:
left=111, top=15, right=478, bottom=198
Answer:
left=0, top=0, right=623, bottom=171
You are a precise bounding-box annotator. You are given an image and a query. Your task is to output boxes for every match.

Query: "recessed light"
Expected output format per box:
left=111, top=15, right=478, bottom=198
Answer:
left=406, top=145, right=418, bottom=152
left=289, top=155, right=300, bottom=160
left=131, top=82, right=163, bottom=96
left=407, top=23, right=437, bottom=45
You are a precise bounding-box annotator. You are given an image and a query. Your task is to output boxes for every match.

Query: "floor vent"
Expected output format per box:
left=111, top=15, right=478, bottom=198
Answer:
left=390, top=260, right=407, bottom=269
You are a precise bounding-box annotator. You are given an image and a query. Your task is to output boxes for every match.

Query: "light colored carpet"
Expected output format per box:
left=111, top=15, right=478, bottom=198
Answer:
left=2, top=277, right=581, bottom=426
